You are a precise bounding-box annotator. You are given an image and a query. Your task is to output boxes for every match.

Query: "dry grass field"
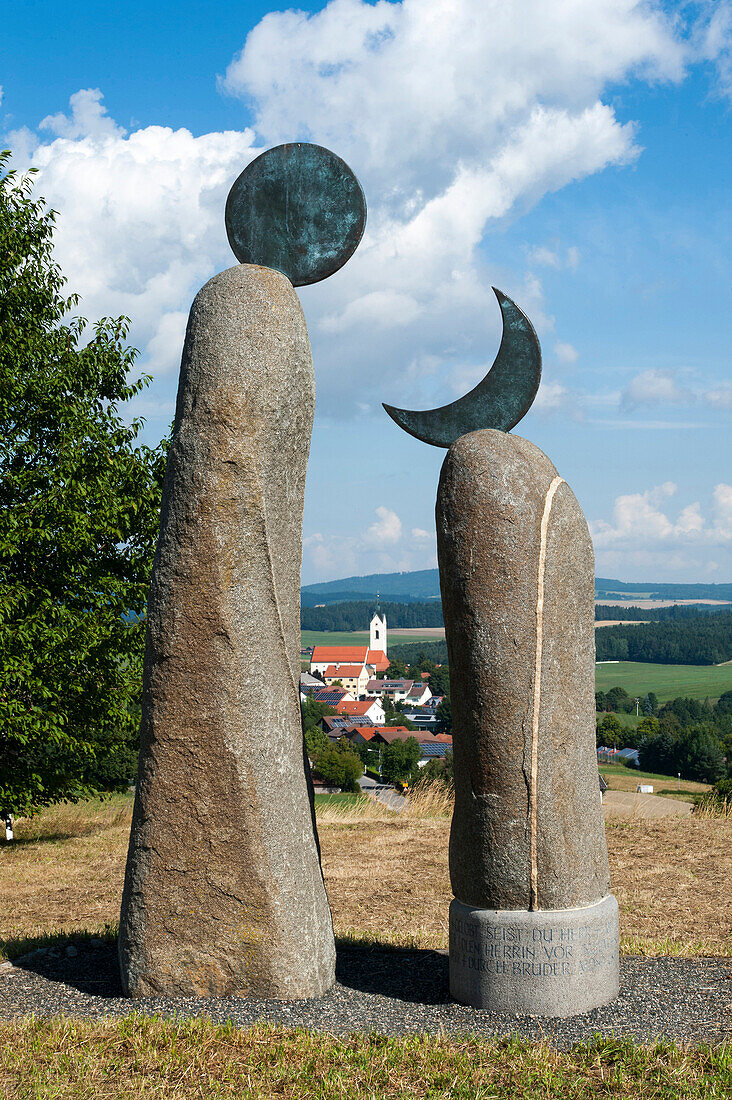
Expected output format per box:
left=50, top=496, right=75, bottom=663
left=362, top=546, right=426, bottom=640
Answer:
left=1, top=787, right=730, bottom=960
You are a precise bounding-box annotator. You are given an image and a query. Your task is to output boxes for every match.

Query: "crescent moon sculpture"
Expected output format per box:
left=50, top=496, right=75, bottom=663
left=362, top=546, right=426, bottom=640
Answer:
left=383, top=288, right=541, bottom=448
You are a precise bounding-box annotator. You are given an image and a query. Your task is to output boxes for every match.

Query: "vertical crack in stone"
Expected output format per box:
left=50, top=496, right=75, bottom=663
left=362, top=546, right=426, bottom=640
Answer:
left=258, top=449, right=299, bottom=700
left=529, top=475, right=563, bottom=911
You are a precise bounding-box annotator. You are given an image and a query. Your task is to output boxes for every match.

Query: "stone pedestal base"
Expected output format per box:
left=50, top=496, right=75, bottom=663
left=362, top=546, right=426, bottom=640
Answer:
left=449, top=895, right=619, bottom=1017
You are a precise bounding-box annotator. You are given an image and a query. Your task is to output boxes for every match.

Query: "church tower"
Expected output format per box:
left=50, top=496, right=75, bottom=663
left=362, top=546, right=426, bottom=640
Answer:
left=370, top=596, right=387, bottom=656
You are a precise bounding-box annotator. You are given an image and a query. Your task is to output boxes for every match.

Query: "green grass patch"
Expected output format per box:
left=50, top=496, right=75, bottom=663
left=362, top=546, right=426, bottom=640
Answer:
left=595, top=661, right=732, bottom=702
left=313, top=792, right=366, bottom=808
left=0, top=1018, right=729, bottom=1099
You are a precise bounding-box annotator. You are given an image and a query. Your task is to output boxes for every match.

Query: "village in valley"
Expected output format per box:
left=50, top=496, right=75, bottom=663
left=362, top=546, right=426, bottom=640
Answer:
left=299, top=605, right=452, bottom=793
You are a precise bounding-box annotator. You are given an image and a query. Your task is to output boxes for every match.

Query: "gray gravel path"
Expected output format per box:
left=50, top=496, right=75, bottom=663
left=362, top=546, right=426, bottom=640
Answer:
left=1, top=942, right=730, bottom=1048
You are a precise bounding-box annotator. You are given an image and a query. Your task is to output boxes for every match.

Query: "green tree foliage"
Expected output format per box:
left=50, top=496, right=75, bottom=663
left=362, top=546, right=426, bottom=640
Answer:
left=597, top=713, right=623, bottom=748
left=385, top=659, right=407, bottom=679
left=595, top=611, right=732, bottom=664
left=413, top=748, right=453, bottom=787
left=381, top=696, right=417, bottom=729
left=301, top=697, right=337, bottom=758
left=676, top=728, right=726, bottom=784
left=427, top=663, right=450, bottom=699
left=0, top=152, right=167, bottom=817
left=311, top=740, right=363, bottom=792
left=381, top=736, right=421, bottom=784
left=637, top=704, right=727, bottom=783
left=388, top=639, right=447, bottom=666
left=594, top=603, right=732, bottom=622
left=301, top=599, right=444, bottom=631
left=435, top=696, right=452, bottom=732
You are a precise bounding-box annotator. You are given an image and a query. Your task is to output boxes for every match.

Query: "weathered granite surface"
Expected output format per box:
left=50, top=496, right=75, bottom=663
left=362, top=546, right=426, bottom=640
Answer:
left=436, top=429, right=611, bottom=911
left=119, top=264, right=335, bottom=1000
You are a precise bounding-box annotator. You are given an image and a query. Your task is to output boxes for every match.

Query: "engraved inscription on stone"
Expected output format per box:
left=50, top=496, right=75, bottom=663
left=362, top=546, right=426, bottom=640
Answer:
left=451, top=914, right=619, bottom=981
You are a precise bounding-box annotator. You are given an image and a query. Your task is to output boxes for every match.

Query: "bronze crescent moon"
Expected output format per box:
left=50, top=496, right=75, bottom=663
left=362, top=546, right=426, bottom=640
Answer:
left=382, top=288, right=542, bottom=448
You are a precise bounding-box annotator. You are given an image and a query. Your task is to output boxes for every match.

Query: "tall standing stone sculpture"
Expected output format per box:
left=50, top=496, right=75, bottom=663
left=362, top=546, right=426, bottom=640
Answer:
left=119, top=144, right=366, bottom=998
left=383, top=290, right=619, bottom=1016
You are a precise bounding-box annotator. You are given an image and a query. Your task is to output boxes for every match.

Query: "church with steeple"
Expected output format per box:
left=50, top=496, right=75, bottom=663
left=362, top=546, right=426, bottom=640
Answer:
left=309, top=599, right=389, bottom=678
left=369, top=598, right=387, bottom=657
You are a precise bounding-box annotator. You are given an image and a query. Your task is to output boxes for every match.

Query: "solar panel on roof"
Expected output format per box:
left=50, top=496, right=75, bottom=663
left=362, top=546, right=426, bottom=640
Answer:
left=420, top=743, right=449, bottom=758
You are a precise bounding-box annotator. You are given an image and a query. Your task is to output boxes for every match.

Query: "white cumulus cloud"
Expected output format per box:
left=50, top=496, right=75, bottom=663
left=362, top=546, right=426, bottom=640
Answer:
left=364, top=506, right=402, bottom=547
left=621, top=369, right=695, bottom=410
left=2, top=0, right=713, bottom=429
left=591, top=482, right=732, bottom=549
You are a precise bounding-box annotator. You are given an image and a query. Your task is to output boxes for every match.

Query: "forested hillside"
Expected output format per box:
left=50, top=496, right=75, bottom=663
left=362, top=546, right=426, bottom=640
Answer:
left=595, top=612, right=732, bottom=665
left=596, top=578, right=732, bottom=601
left=301, top=600, right=444, bottom=631
left=595, top=603, right=732, bottom=622
left=303, top=599, right=732, bottom=631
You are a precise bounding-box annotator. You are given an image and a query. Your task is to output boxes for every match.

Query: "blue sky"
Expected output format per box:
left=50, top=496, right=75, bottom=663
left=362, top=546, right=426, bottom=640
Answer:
left=2, top=0, right=731, bottom=584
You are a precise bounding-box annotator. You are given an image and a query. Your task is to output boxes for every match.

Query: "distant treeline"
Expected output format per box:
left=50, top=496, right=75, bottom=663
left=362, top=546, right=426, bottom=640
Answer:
left=388, top=639, right=449, bottom=665
left=595, top=603, right=732, bottom=622
left=596, top=578, right=732, bottom=601
left=595, top=612, right=732, bottom=665
left=301, top=600, right=443, bottom=630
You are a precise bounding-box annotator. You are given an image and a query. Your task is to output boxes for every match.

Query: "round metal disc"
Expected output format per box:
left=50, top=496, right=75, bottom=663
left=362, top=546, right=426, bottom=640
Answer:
left=224, top=143, right=366, bottom=286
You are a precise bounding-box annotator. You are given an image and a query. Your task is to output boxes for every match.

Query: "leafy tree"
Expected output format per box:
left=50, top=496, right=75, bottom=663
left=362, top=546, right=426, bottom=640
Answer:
left=435, top=695, right=452, bottom=732
left=605, top=686, right=632, bottom=714
left=385, top=659, right=407, bottom=678
left=301, top=697, right=336, bottom=731
left=636, top=716, right=659, bottom=741
left=676, top=727, right=725, bottom=784
left=428, top=664, right=450, bottom=699
left=0, top=152, right=167, bottom=818
left=382, top=696, right=416, bottom=729
left=413, top=748, right=454, bottom=787
left=716, top=690, right=732, bottom=716
left=598, top=713, right=623, bottom=748
left=304, top=725, right=329, bottom=759
left=381, top=736, right=421, bottom=784
left=642, top=692, right=658, bottom=716
left=312, top=741, right=363, bottom=792
left=638, top=714, right=681, bottom=776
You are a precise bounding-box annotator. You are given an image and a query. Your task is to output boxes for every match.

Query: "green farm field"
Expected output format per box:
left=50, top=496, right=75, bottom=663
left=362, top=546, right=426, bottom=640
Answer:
left=595, top=660, right=732, bottom=702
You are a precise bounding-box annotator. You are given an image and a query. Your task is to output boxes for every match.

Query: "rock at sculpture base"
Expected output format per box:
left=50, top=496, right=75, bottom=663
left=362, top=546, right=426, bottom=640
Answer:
left=437, top=428, right=619, bottom=1016
left=119, top=264, right=335, bottom=1000
left=449, top=896, right=619, bottom=1016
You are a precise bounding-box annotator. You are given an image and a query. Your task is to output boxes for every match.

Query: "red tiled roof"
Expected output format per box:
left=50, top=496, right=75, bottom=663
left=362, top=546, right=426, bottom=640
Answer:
left=377, top=729, right=453, bottom=745
left=336, top=700, right=380, bottom=717
left=347, top=726, right=378, bottom=741
left=312, top=646, right=368, bottom=664
left=323, top=665, right=364, bottom=678
left=366, top=649, right=389, bottom=671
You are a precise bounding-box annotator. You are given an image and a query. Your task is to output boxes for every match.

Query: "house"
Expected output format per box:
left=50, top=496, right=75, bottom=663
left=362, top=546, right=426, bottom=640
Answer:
left=376, top=728, right=452, bottom=747
left=403, top=712, right=438, bottom=730
left=321, top=715, right=374, bottom=739
left=336, top=697, right=385, bottom=724
left=365, top=678, right=414, bottom=703
left=407, top=682, right=432, bottom=706
left=322, top=663, right=370, bottom=698
left=311, top=687, right=354, bottom=708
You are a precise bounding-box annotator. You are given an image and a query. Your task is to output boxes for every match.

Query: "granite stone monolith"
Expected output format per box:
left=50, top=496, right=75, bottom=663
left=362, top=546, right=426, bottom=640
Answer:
left=119, top=264, right=336, bottom=999
left=437, top=429, right=619, bottom=1016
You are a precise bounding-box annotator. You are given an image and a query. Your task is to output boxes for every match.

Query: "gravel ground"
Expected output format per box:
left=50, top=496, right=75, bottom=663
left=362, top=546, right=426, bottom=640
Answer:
left=1, top=942, right=730, bottom=1047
